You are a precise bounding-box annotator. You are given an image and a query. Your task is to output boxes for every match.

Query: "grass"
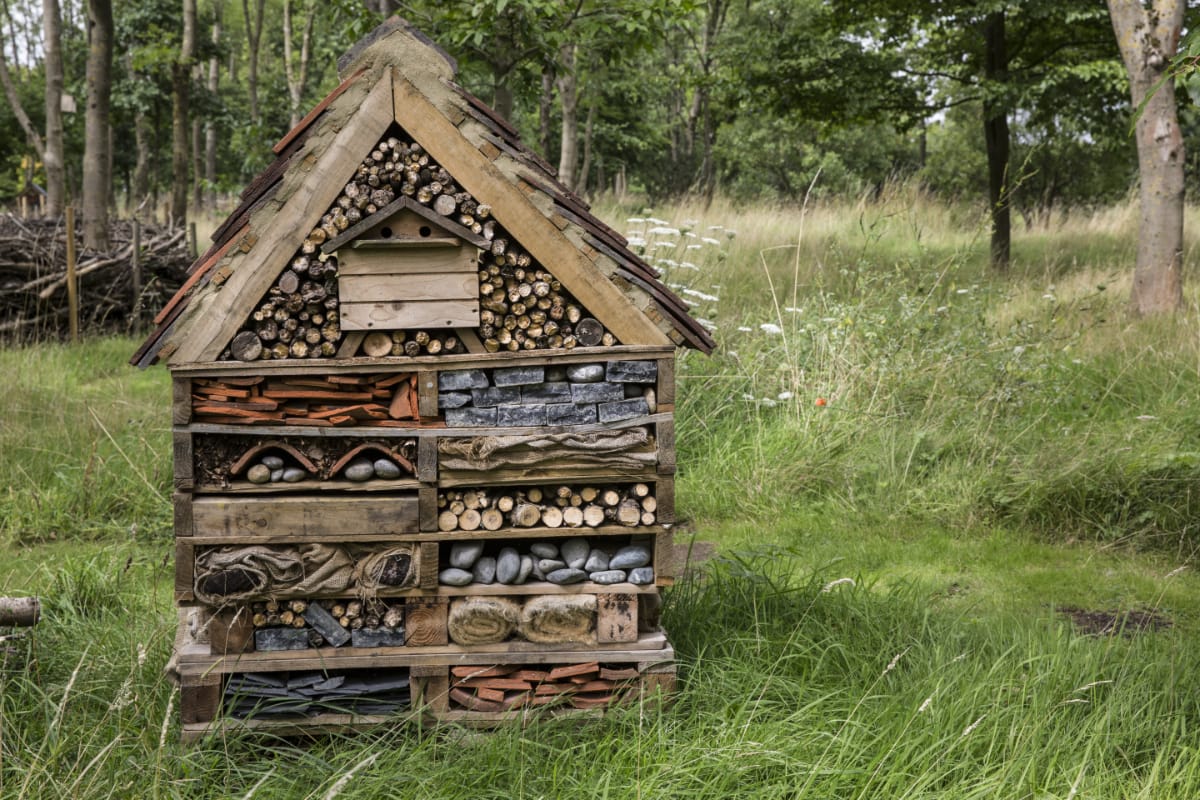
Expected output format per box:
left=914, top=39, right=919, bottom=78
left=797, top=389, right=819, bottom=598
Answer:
left=3, top=190, right=1200, bottom=797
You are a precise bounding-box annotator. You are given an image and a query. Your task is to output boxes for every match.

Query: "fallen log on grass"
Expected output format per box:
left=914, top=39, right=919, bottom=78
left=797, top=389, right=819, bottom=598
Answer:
left=0, top=597, right=40, bottom=627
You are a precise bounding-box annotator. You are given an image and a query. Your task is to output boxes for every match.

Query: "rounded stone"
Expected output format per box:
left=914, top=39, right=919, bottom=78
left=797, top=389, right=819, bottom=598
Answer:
left=270, top=468, right=285, bottom=482
left=546, top=568, right=587, bottom=585
left=566, top=363, right=605, bottom=382
left=246, top=464, right=271, bottom=484
left=496, top=547, right=520, bottom=584
left=281, top=467, right=307, bottom=482
left=628, top=567, right=655, bottom=585
left=590, top=569, right=627, bottom=585
left=609, top=544, right=651, bottom=571
left=537, top=558, right=566, bottom=574
left=449, top=541, right=484, bottom=570
left=261, top=455, right=285, bottom=470
left=560, top=538, right=590, bottom=569
left=474, top=556, right=497, bottom=584
left=516, top=555, right=534, bottom=584
left=530, top=542, right=559, bottom=559
left=373, top=458, right=402, bottom=479
left=583, top=548, right=610, bottom=572
left=344, top=457, right=375, bottom=482
left=438, top=568, right=474, bottom=586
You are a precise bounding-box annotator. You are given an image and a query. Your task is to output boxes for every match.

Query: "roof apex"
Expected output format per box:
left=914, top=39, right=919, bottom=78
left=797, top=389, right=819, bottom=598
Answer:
left=337, top=16, right=456, bottom=84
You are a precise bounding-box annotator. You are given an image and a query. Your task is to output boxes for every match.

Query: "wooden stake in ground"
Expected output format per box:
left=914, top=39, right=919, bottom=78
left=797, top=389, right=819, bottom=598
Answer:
left=65, top=205, right=78, bottom=342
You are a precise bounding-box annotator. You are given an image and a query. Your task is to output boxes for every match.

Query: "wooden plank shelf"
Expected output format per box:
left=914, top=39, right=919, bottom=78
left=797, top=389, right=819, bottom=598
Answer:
left=193, top=478, right=422, bottom=495
left=179, top=580, right=662, bottom=603
left=436, top=468, right=662, bottom=489
left=187, top=524, right=668, bottom=546
left=179, top=412, right=669, bottom=439
left=170, top=344, right=674, bottom=378
left=178, top=634, right=672, bottom=673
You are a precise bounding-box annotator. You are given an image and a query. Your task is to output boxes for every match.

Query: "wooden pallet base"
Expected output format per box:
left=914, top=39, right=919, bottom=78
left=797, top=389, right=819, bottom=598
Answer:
left=178, top=636, right=675, bottom=743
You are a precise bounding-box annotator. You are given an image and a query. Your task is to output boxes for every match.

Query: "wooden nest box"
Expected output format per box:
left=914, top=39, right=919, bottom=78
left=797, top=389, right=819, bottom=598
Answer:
left=134, top=17, right=714, bottom=742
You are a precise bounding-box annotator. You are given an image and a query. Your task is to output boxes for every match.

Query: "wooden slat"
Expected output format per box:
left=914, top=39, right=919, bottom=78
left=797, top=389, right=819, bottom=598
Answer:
left=209, top=607, right=255, bottom=655
left=417, top=436, right=438, bottom=482
left=175, top=540, right=195, bottom=602
left=338, top=246, right=475, bottom=276
left=193, top=479, right=421, bottom=495
left=656, top=418, right=676, bottom=473
left=418, top=542, right=439, bottom=588
left=596, top=593, right=638, bottom=644
left=392, top=72, right=672, bottom=348
left=191, top=495, right=420, bottom=538
left=404, top=596, right=448, bottom=647
left=336, top=331, right=366, bottom=358
left=172, top=378, right=192, bottom=424
left=339, top=273, right=476, bottom=301
left=418, top=485, right=438, bottom=532
left=653, top=528, right=675, bottom=580
left=340, top=299, right=480, bottom=331
left=170, top=344, right=674, bottom=377
left=657, top=356, right=675, bottom=406
left=180, top=671, right=222, bottom=724
left=173, top=492, right=194, bottom=537
left=655, top=476, right=675, bottom=524
left=417, top=371, right=438, bottom=419
left=170, top=74, right=396, bottom=365
left=185, top=523, right=671, bottom=546
left=173, top=432, right=194, bottom=492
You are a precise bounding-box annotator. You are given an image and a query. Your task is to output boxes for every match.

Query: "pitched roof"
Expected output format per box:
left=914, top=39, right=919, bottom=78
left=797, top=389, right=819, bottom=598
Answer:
left=133, top=17, right=714, bottom=368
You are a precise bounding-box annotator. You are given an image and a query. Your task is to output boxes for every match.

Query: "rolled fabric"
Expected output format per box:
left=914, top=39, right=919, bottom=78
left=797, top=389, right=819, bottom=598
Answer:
left=193, top=543, right=353, bottom=604
left=518, top=594, right=596, bottom=645
left=352, top=545, right=418, bottom=594
left=447, top=597, right=520, bottom=645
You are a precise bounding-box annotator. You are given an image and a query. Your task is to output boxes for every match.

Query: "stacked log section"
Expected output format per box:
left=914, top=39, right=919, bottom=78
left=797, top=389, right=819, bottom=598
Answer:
left=447, top=662, right=642, bottom=711
left=438, top=537, right=655, bottom=588
left=193, top=435, right=417, bottom=487
left=222, top=128, right=619, bottom=361
left=356, top=329, right=463, bottom=358
left=247, top=598, right=406, bottom=651
left=225, top=252, right=342, bottom=361
left=436, top=483, right=658, bottom=532
left=191, top=373, right=419, bottom=426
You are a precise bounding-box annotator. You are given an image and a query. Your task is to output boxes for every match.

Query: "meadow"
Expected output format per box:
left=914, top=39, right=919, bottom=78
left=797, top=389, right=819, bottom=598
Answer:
left=2, top=189, right=1200, bottom=798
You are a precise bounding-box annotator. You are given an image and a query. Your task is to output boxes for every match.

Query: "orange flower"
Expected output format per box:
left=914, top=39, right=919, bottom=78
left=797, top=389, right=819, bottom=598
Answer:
left=815, top=397, right=828, bottom=407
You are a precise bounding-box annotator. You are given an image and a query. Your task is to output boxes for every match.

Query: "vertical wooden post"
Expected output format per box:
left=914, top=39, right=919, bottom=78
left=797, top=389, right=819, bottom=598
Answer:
left=131, top=218, right=142, bottom=317
left=188, top=221, right=198, bottom=259
left=65, top=205, right=78, bottom=342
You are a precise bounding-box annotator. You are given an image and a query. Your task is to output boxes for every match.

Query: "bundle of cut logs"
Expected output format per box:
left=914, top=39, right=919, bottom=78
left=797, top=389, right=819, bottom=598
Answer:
left=222, top=129, right=613, bottom=361
left=437, top=483, right=657, bottom=532
left=191, top=373, right=419, bottom=426
left=249, top=597, right=406, bottom=650
left=0, top=214, right=188, bottom=339
left=449, top=662, right=639, bottom=711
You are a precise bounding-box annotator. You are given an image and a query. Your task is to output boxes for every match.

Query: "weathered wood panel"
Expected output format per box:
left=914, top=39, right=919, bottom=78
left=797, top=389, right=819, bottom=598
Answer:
left=191, top=495, right=419, bottom=538
left=340, top=299, right=481, bottom=331
left=339, top=273, right=476, bottom=301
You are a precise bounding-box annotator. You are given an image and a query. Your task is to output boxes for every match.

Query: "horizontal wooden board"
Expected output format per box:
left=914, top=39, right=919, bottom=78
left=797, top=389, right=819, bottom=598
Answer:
left=338, top=245, right=476, bottom=276
left=185, top=524, right=670, bottom=546
left=192, top=478, right=422, bottom=495
left=340, top=299, right=480, bottom=331
left=339, top=273, right=476, bottom=301
left=192, top=494, right=419, bottom=537
left=170, top=345, right=673, bottom=377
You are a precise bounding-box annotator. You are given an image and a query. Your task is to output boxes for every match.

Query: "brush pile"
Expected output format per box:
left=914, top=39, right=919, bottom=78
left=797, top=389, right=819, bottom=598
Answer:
left=0, top=214, right=190, bottom=340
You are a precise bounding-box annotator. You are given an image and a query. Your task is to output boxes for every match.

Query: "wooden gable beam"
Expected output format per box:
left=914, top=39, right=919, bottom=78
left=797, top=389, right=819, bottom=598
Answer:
left=168, top=72, right=397, bottom=366
left=392, top=72, right=672, bottom=348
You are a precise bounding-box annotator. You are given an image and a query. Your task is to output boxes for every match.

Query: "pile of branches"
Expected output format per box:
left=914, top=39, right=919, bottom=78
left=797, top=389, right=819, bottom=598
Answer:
left=0, top=214, right=191, bottom=341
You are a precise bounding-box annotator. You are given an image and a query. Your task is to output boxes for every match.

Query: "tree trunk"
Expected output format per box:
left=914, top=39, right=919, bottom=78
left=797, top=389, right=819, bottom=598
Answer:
left=171, top=0, right=197, bottom=227
left=191, top=108, right=202, bottom=209
left=539, top=65, right=555, bottom=160
left=242, top=0, right=264, bottom=126
left=131, top=64, right=152, bottom=217
left=579, top=99, right=596, bottom=196
left=205, top=3, right=221, bottom=210
left=491, top=61, right=515, bottom=121
left=83, top=0, right=113, bottom=250
left=556, top=43, right=580, bottom=192
left=283, top=0, right=315, bottom=128
left=42, top=0, right=65, bottom=215
left=1108, top=0, right=1185, bottom=315
left=982, top=10, right=1010, bottom=271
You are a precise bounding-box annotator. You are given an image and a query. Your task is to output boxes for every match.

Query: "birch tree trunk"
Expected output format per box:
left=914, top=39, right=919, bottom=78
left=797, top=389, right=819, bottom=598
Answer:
left=170, top=0, right=197, bottom=227
left=205, top=3, right=222, bottom=210
left=556, top=43, right=580, bottom=193
left=42, top=0, right=65, bottom=215
left=242, top=0, right=264, bottom=126
left=1108, top=0, right=1185, bottom=315
left=283, top=0, right=314, bottom=129
left=83, top=0, right=113, bottom=250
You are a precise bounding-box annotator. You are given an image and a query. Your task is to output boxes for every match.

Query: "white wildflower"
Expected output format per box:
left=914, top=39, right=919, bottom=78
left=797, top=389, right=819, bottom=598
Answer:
left=647, top=217, right=668, bottom=225
left=918, top=696, right=932, bottom=713
left=936, top=306, right=949, bottom=313
left=1136, top=415, right=1157, bottom=421
left=784, top=306, right=802, bottom=313
left=737, top=326, right=753, bottom=333
left=626, top=217, right=646, bottom=224
left=1043, top=294, right=1056, bottom=301
left=680, top=261, right=699, bottom=270
left=648, top=226, right=679, bottom=236
left=777, top=391, right=793, bottom=401
left=701, top=237, right=722, bottom=245
left=1012, top=345, right=1026, bottom=356
left=696, top=318, right=718, bottom=331
left=742, top=393, right=756, bottom=401
left=655, top=241, right=677, bottom=250
left=822, top=578, right=855, bottom=593
left=956, top=288, right=969, bottom=294
left=626, top=237, right=646, bottom=247
left=684, top=231, right=698, bottom=238
left=682, top=289, right=719, bottom=302
left=760, top=397, right=777, bottom=408
left=760, top=323, right=783, bottom=335
left=961, top=715, right=986, bottom=737
left=687, top=244, right=702, bottom=250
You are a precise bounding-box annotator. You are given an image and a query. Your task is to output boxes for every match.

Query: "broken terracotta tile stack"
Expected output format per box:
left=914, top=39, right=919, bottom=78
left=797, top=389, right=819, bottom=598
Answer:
left=139, top=18, right=713, bottom=743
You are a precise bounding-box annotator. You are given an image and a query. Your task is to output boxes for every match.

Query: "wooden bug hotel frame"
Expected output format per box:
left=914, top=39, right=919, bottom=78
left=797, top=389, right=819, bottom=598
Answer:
left=134, top=18, right=715, bottom=742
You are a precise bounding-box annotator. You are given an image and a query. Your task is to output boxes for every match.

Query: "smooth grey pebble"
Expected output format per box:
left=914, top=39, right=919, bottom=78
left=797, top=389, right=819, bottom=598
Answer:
left=584, top=548, right=610, bottom=572
left=474, top=556, right=497, bottom=584
left=449, top=541, right=484, bottom=569
left=530, top=542, right=559, bottom=559
left=537, top=558, right=566, bottom=574
left=261, top=455, right=284, bottom=470
left=561, top=538, right=590, bottom=569
left=270, top=468, right=284, bottom=482
left=628, top=567, right=655, bottom=585
left=610, top=544, right=651, bottom=570
left=438, top=568, right=474, bottom=586
left=344, top=457, right=375, bottom=482
left=246, top=464, right=271, bottom=484
left=546, top=568, right=587, bottom=585
left=281, top=467, right=306, bottom=483
left=516, top=555, right=534, bottom=584
left=590, top=569, right=627, bottom=585
left=496, top=547, right=520, bottom=584
left=373, top=458, right=402, bottom=479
